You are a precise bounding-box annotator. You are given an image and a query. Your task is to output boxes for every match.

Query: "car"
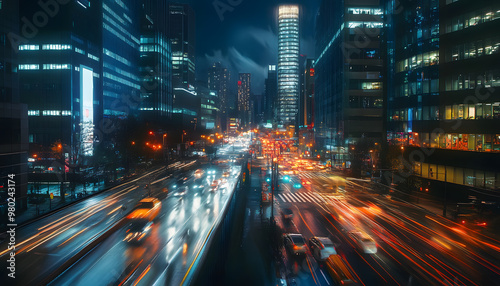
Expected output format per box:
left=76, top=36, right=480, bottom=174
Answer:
left=123, top=220, right=153, bottom=243
left=210, top=180, right=219, bottom=191
left=194, top=169, right=205, bottom=178
left=176, top=176, right=188, bottom=187
left=127, top=197, right=162, bottom=221
left=325, top=254, right=357, bottom=285
left=222, top=171, right=230, bottom=177
left=348, top=231, right=377, bottom=254
left=308, top=237, right=337, bottom=261
left=283, top=233, right=307, bottom=256
left=281, top=208, right=293, bottom=220
left=207, top=169, right=216, bottom=175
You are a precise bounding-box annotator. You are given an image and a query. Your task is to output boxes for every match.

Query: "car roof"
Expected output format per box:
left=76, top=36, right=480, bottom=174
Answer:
left=139, top=197, right=158, bottom=203
left=316, top=237, right=334, bottom=245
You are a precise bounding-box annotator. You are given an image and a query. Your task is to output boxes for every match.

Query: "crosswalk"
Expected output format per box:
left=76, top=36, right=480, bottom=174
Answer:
left=277, top=192, right=327, bottom=204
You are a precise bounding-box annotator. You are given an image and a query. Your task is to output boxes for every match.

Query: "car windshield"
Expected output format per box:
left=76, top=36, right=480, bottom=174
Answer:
left=136, top=201, right=154, bottom=209
left=291, top=235, right=305, bottom=244
left=128, top=221, right=149, bottom=232
left=362, top=238, right=373, bottom=243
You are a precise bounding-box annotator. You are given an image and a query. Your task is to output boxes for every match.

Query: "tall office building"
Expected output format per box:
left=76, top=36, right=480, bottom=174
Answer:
left=238, top=73, right=251, bottom=127
left=208, top=62, right=230, bottom=130
left=139, top=0, right=173, bottom=123
left=102, top=0, right=141, bottom=118
left=1, top=0, right=28, bottom=210
left=19, top=1, right=102, bottom=159
left=278, top=5, right=300, bottom=126
left=301, top=59, right=315, bottom=127
left=265, top=65, right=278, bottom=125
left=387, top=0, right=500, bottom=197
left=197, top=81, right=219, bottom=131
left=169, top=3, right=196, bottom=89
left=315, top=0, right=384, bottom=161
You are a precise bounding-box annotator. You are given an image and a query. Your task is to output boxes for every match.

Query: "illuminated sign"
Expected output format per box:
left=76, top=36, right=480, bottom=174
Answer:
left=81, top=66, right=94, bottom=156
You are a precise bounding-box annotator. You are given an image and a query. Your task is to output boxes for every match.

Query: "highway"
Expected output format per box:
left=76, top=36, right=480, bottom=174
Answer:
left=256, top=157, right=500, bottom=286
left=0, top=136, right=251, bottom=286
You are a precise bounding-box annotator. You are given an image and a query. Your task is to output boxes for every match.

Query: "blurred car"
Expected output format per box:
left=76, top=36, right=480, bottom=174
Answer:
left=222, top=171, right=230, bottom=177
left=308, top=236, right=337, bottom=261
left=194, top=169, right=205, bottom=178
left=123, top=220, right=153, bottom=243
left=325, top=254, right=357, bottom=285
left=207, top=169, right=216, bottom=175
left=283, top=233, right=307, bottom=256
left=127, top=197, right=162, bottom=221
left=210, top=180, right=219, bottom=191
left=348, top=231, right=377, bottom=254
left=281, top=208, right=293, bottom=220
left=175, top=176, right=188, bottom=187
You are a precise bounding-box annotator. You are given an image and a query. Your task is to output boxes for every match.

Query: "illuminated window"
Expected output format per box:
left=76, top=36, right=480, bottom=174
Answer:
left=88, top=53, right=99, bottom=61
left=19, top=45, right=39, bottom=51
left=28, top=110, right=39, bottom=116
left=19, top=64, right=39, bottom=70
left=75, top=47, right=85, bottom=55
left=43, top=64, right=71, bottom=70
left=42, top=110, right=61, bottom=116
left=42, top=44, right=72, bottom=50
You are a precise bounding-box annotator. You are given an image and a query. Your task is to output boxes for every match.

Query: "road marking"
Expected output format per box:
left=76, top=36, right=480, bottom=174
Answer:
left=302, top=192, right=320, bottom=203
left=285, top=193, right=297, bottom=203
left=293, top=193, right=305, bottom=203
left=278, top=194, right=286, bottom=202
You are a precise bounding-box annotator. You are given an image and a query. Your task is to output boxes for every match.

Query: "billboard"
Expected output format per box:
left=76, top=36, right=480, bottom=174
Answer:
left=81, top=66, right=94, bottom=156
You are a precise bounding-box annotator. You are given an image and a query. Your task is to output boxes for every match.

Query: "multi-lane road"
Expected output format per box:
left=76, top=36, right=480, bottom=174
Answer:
left=256, top=157, right=500, bottom=286
left=0, top=137, right=251, bottom=286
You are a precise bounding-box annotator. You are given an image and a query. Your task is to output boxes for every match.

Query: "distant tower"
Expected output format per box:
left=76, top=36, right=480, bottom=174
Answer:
left=238, top=73, right=251, bottom=127
left=278, top=5, right=300, bottom=127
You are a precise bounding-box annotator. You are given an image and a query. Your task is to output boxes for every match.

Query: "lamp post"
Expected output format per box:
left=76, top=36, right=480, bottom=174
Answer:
left=163, top=133, right=168, bottom=167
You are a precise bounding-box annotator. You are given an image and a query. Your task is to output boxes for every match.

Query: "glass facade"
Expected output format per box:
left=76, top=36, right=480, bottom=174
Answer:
left=278, top=5, right=300, bottom=126
left=139, top=32, right=173, bottom=120
left=387, top=0, right=439, bottom=144
left=102, top=0, right=141, bottom=117
left=315, top=0, right=384, bottom=159
left=238, top=73, right=251, bottom=127
left=386, top=0, right=500, bottom=192
left=169, top=3, right=196, bottom=89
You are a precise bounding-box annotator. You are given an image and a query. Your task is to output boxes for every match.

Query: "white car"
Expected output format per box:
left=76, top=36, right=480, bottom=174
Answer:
left=349, top=231, right=377, bottom=254
left=308, top=236, right=337, bottom=261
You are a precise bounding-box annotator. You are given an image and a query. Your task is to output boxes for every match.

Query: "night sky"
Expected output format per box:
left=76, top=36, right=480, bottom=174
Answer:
left=183, top=0, right=322, bottom=95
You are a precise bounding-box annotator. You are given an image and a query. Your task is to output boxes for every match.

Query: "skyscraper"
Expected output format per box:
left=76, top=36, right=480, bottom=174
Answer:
left=265, top=65, right=278, bottom=125
left=386, top=0, right=500, bottom=199
left=315, top=0, right=384, bottom=162
left=19, top=1, right=103, bottom=158
left=278, top=5, right=300, bottom=127
left=197, top=81, right=219, bottom=131
left=139, top=0, right=173, bottom=123
left=208, top=62, right=230, bottom=130
left=169, top=3, right=196, bottom=89
left=1, top=0, right=28, bottom=210
left=102, top=0, right=142, bottom=118
left=301, top=59, right=315, bottom=128
left=238, top=73, right=251, bottom=127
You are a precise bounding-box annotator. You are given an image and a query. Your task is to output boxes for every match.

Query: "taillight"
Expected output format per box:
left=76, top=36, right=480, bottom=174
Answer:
left=461, top=220, right=465, bottom=224
left=293, top=245, right=299, bottom=250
